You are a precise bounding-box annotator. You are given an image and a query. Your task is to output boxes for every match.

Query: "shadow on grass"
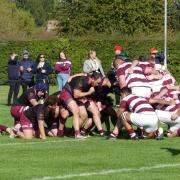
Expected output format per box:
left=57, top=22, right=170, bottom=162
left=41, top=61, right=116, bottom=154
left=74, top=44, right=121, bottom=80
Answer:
left=161, top=147, right=180, bottom=156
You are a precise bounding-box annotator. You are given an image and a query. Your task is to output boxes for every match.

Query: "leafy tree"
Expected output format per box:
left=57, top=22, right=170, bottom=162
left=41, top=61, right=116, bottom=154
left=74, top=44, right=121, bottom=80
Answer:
left=0, top=0, right=35, bottom=40
left=15, top=0, right=55, bottom=26
left=54, top=0, right=179, bottom=36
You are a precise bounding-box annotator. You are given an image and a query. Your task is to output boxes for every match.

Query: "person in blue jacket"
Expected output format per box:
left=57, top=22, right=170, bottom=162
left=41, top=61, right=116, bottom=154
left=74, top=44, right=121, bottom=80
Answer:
left=19, top=50, right=35, bottom=93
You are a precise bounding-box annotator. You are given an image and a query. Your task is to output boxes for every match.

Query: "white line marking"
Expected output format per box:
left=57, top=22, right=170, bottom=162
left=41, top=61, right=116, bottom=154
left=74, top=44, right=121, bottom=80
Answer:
left=0, top=139, right=87, bottom=147
left=32, top=163, right=180, bottom=180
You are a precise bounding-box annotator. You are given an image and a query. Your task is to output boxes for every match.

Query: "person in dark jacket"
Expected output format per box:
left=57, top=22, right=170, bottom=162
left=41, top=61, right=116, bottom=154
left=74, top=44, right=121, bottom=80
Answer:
left=19, top=50, right=35, bottom=93
left=7, top=52, right=20, bottom=106
left=33, top=53, right=53, bottom=94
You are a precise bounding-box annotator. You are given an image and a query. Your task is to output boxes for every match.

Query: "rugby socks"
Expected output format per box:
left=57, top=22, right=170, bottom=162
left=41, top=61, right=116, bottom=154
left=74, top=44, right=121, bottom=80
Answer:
left=110, top=132, right=118, bottom=138
left=57, top=129, right=64, bottom=137
left=12, top=127, right=19, bottom=135
left=0, top=124, right=7, bottom=132
left=128, top=128, right=136, bottom=138
left=177, top=129, right=180, bottom=137
left=80, top=128, right=87, bottom=136
left=98, top=129, right=104, bottom=136
left=75, top=130, right=81, bottom=137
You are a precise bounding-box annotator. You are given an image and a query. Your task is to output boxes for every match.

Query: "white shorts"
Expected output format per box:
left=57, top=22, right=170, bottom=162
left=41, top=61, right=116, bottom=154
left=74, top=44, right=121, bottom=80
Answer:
left=155, top=110, right=180, bottom=132
left=131, top=87, right=151, bottom=98
left=130, top=112, right=158, bottom=133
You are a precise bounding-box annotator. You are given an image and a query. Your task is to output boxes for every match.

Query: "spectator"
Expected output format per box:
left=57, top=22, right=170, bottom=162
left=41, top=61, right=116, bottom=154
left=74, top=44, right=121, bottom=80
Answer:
left=113, top=44, right=130, bottom=58
left=114, top=44, right=124, bottom=56
left=149, top=47, right=165, bottom=69
left=83, top=50, right=105, bottom=77
left=19, top=50, right=35, bottom=93
left=55, top=51, right=71, bottom=91
left=33, top=53, right=53, bottom=94
left=7, top=52, right=20, bottom=106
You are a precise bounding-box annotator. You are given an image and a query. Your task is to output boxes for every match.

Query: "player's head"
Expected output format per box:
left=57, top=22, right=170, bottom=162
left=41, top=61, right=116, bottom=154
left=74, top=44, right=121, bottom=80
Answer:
left=90, top=71, right=103, bottom=86
left=44, top=95, right=59, bottom=111
left=113, top=55, right=128, bottom=68
left=35, top=82, right=48, bottom=97
left=120, top=87, right=132, bottom=98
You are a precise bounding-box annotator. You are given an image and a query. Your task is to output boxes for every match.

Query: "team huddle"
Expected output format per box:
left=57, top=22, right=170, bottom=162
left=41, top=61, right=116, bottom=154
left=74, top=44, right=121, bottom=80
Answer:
left=0, top=46, right=180, bottom=140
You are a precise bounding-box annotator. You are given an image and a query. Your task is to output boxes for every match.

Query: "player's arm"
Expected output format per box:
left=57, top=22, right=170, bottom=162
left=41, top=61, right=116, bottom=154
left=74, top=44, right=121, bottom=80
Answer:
left=171, top=108, right=180, bottom=120
left=149, top=98, right=175, bottom=106
left=128, top=59, right=139, bottom=74
left=38, top=119, right=46, bottom=139
left=118, top=75, right=127, bottom=88
left=30, top=99, right=39, bottom=106
left=116, top=107, right=126, bottom=118
left=102, top=78, right=112, bottom=87
left=73, top=87, right=95, bottom=98
left=112, top=107, right=126, bottom=135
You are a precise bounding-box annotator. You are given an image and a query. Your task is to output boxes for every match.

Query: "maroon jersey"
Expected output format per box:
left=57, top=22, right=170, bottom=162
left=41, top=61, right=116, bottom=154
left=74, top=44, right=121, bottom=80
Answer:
left=23, top=104, right=50, bottom=124
left=13, top=87, right=43, bottom=106
left=64, top=76, right=91, bottom=96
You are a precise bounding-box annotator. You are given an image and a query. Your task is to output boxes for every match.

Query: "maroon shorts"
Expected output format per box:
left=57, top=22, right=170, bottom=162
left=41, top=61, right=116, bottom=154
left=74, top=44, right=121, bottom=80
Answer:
left=77, top=98, right=93, bottom=108
left=20, top=114, right=34, bottom=130
left=60, top=90, right=73, bottom=106
left=11, top=105, right=28, bottom=123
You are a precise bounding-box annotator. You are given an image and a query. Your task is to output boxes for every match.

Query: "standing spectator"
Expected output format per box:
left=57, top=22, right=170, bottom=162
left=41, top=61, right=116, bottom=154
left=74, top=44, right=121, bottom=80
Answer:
left=114, top=44, right=124, bottom=56
left=33, top=54, right=53, bottom=94
left=19, top=50, right=35, bottom=93
left=83, top=50, right=105, bottom=77
left=7, top=52, right=20, bottom=106
left=55, top=51, right=71, bottom=91
left=149, top=47, right=165, bottom=69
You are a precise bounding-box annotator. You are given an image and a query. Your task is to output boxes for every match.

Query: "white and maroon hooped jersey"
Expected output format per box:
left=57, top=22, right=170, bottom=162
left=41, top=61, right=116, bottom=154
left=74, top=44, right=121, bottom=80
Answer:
left=162, top=73, right=175, bottom=86
left=156, top=100, right=180, bottom=112
left=138, top=61, right=154, bottom=70
left=117, top=62, right=150, bottom=88
left=120, top=94, right=155, bottom=114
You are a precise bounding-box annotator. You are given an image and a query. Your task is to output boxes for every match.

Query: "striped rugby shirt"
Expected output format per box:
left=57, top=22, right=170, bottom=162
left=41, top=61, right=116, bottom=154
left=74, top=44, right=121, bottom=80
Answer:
left=157, top=100, right=180, bottom=112
left=117, top=62, right=150, bottom=88
left=120, top=94, right=155, bottom=114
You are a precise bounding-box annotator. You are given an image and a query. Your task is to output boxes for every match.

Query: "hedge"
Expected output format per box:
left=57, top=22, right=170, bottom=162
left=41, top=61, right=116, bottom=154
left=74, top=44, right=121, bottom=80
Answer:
left=0, top=38, right=179, bottom=85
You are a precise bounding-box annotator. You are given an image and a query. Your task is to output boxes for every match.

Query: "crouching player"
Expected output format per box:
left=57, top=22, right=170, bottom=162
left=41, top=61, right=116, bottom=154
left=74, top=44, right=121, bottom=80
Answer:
left=13, top=96, right=59, bottom=140
left=10, top=82, right=48, bottom=131
left=108, top=87, right=161, bottom=139
left=156, top=103, right=180, bottom=138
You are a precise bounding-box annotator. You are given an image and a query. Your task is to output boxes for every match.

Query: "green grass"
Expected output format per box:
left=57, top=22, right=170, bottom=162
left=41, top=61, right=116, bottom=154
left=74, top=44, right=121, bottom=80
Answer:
left=0, top=85, right=180, bottom=180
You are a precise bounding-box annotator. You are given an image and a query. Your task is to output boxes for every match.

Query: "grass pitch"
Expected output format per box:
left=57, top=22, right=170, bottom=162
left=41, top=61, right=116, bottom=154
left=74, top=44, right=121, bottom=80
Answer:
left=0, top=85, right=180, bottom=180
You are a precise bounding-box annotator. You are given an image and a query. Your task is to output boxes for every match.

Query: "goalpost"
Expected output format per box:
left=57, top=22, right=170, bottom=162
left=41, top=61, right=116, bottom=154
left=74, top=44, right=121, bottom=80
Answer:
left=164, top=0, right=167, bottom=67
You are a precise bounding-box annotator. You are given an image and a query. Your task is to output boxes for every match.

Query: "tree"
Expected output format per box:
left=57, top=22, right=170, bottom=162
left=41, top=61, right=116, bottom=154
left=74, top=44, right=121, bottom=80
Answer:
left=54, top=0, right=178, bottom=36
left=0, top=0, right=35, bottom=40
left=15, top=0, right=56, bottom=26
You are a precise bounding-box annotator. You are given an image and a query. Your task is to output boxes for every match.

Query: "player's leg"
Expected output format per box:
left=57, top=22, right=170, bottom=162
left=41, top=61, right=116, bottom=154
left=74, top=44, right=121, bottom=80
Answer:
left=58, top=107, right=70, bottom=137
left=78, top=105, right=88, bottom=127
left=67, top=100, right=82, bottom=137
left=87, top=101, right=104, bottom=135
left=122, top=112, right=139, bottom=139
